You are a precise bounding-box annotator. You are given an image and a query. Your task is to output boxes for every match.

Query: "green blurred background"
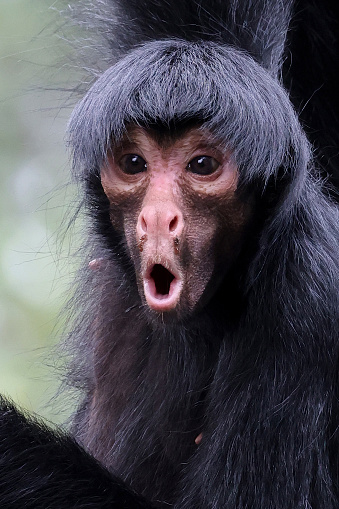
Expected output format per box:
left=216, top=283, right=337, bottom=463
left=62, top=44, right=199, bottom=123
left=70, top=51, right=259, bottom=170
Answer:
left=0, top=0, right=76, bottom=422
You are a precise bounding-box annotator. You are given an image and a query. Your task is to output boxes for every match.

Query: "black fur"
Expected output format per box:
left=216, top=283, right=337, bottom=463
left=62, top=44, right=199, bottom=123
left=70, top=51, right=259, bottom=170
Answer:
left=283, top=0, right=339, bottom=191
left=0, top=397, right=152, bottom=508
left=1, top=1, right=338, bottom=508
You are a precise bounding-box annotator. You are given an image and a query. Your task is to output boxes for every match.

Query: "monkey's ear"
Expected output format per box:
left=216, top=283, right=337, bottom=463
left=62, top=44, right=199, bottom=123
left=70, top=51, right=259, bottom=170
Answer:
left=0, top=396, right=153, bottom=508
left=259, top=166, right=293, bottom=208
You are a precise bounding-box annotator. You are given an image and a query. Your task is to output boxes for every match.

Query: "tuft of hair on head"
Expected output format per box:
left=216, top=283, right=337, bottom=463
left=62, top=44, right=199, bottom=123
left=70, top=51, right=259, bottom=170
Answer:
left=68, top=39, right=310, bottom=201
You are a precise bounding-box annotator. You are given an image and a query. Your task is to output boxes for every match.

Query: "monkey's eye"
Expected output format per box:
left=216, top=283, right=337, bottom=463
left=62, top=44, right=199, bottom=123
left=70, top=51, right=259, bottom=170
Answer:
left=186, top=156, right=220, bottom=176
left=119, top=154, right=147, bottom=175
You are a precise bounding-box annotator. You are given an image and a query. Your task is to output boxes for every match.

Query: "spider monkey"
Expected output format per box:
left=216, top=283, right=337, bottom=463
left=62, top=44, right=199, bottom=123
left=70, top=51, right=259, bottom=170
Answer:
left=0, top=1, right=338, bottom=508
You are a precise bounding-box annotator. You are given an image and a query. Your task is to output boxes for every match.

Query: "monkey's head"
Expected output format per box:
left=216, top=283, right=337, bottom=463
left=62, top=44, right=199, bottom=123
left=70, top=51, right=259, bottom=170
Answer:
left=69, top=40, right=310, bottom=320
left=100, top=125, right=251, bottom=317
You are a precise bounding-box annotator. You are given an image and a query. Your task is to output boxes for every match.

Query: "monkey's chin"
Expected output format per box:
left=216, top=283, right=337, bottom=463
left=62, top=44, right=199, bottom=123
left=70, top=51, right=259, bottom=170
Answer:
left=143, top=263, right=183, bottom=313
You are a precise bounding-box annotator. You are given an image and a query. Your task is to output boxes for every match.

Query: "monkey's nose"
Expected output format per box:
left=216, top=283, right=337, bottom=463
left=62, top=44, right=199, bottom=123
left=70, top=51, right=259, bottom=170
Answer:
left=137, top=205, right=184, bottom=240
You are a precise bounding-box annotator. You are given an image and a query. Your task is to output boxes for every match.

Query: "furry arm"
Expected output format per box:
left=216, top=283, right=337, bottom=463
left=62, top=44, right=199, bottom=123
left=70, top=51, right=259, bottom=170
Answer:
left=0, top=397, right=153, bottom=509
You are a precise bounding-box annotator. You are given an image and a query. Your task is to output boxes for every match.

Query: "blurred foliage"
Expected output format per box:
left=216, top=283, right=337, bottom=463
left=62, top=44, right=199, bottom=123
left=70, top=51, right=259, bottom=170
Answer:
left=0, top=0, right=78, bottom=422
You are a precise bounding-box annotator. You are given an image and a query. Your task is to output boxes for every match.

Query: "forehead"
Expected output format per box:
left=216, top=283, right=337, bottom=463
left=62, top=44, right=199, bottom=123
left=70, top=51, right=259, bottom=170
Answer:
left=115, top=125, right=224, bottom=153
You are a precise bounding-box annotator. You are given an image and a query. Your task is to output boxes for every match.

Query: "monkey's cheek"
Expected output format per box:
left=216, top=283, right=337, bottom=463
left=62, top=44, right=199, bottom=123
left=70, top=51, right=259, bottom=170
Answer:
left=142, top=266, right=183, bottom=313
left=182, top=264, right=216, bottom=312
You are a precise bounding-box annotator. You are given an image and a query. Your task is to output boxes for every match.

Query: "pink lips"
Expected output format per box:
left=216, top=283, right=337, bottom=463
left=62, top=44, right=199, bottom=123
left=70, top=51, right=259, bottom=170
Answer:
left=143, top=263, right=182, bottom=312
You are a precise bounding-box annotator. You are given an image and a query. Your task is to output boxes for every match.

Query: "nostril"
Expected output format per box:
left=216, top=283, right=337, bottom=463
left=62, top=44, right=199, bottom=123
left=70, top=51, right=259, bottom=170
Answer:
left=169, top=216, right=178, bottom=232
left=141, top=215, right=147, bottom=233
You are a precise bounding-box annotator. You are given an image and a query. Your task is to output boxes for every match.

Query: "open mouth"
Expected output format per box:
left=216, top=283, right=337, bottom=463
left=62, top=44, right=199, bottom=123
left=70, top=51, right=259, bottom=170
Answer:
left=151, top=264, right=175, bottom=295
left=143, top=263, right=182, bottom=312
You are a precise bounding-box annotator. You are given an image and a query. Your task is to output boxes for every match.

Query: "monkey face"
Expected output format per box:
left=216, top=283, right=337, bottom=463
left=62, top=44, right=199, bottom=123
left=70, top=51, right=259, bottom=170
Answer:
left=101, top=126, right=252, bottom=319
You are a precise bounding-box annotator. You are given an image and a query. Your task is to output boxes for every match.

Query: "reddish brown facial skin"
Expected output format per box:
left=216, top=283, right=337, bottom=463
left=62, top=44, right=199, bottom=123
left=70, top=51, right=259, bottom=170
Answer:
left=101, top=126, right=252, bottom=319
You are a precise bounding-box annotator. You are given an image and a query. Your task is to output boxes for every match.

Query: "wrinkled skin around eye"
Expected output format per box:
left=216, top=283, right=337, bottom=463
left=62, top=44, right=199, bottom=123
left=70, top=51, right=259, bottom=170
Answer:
left=101, top=126, right=253, bottom=321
